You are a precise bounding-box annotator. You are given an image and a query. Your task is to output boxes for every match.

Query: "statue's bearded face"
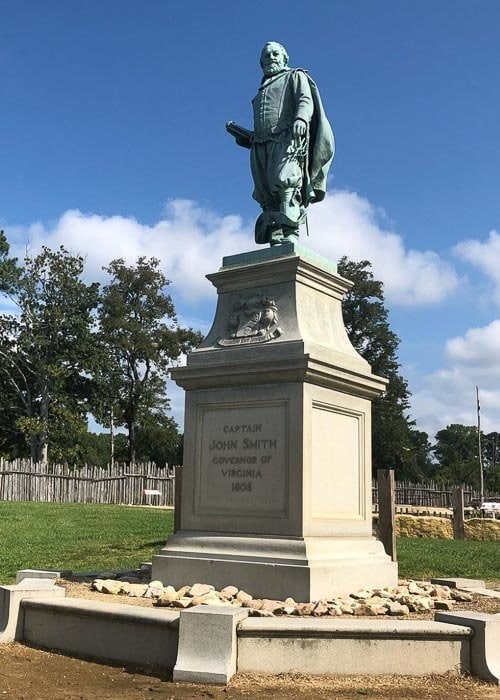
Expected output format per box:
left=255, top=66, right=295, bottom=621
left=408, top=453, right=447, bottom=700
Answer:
left=260, top=43, right=287, bottom=77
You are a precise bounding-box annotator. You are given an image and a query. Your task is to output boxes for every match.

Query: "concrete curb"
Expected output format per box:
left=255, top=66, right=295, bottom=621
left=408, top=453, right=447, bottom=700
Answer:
left=174, top=606, right=249, bottom=684
left=436, top=611, right=500, bottom=685
left=238, top=616, right=473, bottom=638
left=0, top=579, right=65, bottom=643
left=21, top=597, right=180, bottom=668
left=15, top=568, right=71, bottom=584
left=431, top=577, right=486, bottom=589
left=236, top=617, right=472, bottom=676
left=2, top=592, right=499, bottom=685
left=431, top=578, right=500, bottom=599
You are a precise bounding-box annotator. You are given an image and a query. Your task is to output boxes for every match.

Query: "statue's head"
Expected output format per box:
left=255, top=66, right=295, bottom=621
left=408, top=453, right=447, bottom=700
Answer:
left=260, top=42, right=289, bottom=77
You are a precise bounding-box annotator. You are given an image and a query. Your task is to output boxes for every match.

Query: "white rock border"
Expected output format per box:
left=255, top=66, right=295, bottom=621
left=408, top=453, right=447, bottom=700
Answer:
left=90, top=575, right=474, bottom=617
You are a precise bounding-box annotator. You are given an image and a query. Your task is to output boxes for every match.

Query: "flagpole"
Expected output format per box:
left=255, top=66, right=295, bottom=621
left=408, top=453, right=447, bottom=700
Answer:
left=476, top=386, right=484, bottom=512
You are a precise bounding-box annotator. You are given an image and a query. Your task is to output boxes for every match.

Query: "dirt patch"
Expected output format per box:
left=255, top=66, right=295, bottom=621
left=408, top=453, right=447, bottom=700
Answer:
left=62, top=581, right=155, bottom=608
left=0, top=643, right=499, bottom=700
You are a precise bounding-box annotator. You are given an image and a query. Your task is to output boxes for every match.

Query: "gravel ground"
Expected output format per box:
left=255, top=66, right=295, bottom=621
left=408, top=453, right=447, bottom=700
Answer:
left=0, top=643, right=499, bottom=700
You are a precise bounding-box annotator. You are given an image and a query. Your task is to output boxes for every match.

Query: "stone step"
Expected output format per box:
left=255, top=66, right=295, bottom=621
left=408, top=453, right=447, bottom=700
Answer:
left=237, top=617, right=473, bottom=676
left=21, top=597, right=180, bottom=668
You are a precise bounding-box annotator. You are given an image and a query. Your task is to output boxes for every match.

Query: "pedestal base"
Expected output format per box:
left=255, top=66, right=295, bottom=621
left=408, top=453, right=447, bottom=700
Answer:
left=152, top=533, right=398, bottom=600
left=158, top=246, right=398, bottom=601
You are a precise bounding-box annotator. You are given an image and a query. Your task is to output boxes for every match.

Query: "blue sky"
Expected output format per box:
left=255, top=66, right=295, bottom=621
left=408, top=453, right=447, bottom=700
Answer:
left=2, top=1, right=500, bottom=437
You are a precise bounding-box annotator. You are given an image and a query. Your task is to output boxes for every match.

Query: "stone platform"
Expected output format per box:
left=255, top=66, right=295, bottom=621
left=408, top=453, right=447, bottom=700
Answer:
left=2, top=573, right=498, bottom=685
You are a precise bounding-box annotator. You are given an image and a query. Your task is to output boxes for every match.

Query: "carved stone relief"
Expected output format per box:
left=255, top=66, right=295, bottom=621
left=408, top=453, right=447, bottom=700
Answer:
left=217, top=294, right=282, bottom=347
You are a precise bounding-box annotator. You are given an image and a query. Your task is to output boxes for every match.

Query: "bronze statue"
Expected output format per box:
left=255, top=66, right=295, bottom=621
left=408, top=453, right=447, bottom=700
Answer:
left=227, top=42, right=334, bottom=246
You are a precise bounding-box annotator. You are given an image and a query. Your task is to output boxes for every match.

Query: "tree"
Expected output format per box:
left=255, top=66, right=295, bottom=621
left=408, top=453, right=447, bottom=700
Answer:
left=405, top=429, right=436, bottom=480
left=0, top=236, right=100, bottom=462
left=0, top=230, right=22, bottom=294
left=135, top=411, right=183, bottom=466
left=0, top=372, right=26, bottom=458
left=88, top=346, right=124, bottom=467
left=78, top=431, right=128, bottom=467
left=338, top=257, right=429, bottom=479
left=97, top=257, right=201, bottom=463
left=484, top=432, right=500, bottom=491
left=433, top=426, right=500, bottom=490
left=0, top=231, right=26, bottom=457
left=433, top=424, right=480, bottom=486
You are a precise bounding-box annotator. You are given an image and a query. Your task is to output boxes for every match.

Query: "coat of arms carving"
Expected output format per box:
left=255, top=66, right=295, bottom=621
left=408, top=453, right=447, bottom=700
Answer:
left=217, top=294, right=282, bottom=346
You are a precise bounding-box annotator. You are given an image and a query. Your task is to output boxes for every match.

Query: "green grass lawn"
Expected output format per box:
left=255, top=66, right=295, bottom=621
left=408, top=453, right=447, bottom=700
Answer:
left=0, top=503, right=498, bottom=586
left=397, top=537, right=500, bottom=582
left=0, top=502, right=173, bottom=583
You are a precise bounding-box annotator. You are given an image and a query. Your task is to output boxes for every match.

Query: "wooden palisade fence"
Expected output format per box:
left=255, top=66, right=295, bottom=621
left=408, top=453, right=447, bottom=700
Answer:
left=372, top=479, right=497, bottom=511
left=0, top=459, right=176, bottom=506
left=0, top=460, right=497, bottom=510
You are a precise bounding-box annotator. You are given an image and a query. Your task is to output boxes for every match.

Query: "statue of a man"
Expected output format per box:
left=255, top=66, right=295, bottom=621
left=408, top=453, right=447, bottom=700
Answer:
left=227, top=42, right=334, bottom=246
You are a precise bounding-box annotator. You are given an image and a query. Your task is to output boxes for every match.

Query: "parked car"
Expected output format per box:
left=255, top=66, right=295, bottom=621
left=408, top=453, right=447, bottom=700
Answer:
left=480, top=500, right=500, bottom=518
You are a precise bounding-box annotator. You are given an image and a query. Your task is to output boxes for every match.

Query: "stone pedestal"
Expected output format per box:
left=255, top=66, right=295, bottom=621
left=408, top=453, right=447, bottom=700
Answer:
left=152, top=243, right=398, bottom=599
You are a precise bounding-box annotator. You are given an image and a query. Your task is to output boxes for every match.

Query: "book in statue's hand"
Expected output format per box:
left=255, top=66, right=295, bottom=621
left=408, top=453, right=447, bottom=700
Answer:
left=225, top=121, right=253, bottom=149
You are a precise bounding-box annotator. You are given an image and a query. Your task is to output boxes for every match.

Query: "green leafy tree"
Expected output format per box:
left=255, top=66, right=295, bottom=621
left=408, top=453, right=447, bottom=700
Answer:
left=97, top=257, right=201, bottom=463
left=88, top=345, right=124, bottom=467
left=0, top=237, right=99, bottom=462
left=338, top=257, right=429, bottom=479
left=78, top=431, right=128, bottom=467
left=0, top=231, right=26, bottom=456
left=0, top=372, right=26, bottom=457
left=0, top=230, right=22, bottom=295
left=433, top=424, right=480, bottom=486
left=405, top=429, right=436, bottom=480
left=135, top=411, right=183, bottom=466
left=484, top=432, right=500, bottom=491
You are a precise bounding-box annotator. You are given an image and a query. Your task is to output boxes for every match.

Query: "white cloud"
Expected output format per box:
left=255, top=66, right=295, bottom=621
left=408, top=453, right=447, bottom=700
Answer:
left=15, top=200, right=256, bottom=305
left=454, top=230, right=500, bottom=305
left=411, top=319, right=500, bottom=436
left=306, top=191, right=459, bottom=306
left=10, top=190, right=458, bottom=310
left=446, top=319, right=500, bottom=364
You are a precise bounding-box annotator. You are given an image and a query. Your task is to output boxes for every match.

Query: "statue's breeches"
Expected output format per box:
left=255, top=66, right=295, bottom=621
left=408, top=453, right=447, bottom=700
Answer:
left=250, top=139, right=302, bottom=210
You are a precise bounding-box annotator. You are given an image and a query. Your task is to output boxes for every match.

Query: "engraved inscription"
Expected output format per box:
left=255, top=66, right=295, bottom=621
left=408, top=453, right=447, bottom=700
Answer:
left=196, top=403, right=288, bottom=517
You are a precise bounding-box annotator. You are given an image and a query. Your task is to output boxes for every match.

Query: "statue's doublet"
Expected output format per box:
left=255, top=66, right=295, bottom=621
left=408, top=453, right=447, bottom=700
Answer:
left=252, top=69, right=314, bottom=143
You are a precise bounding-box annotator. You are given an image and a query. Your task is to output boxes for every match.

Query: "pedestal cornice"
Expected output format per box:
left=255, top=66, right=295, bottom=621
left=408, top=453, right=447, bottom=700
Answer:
left=170, top=352, right=387, bottom=399
left=207, top=252, right=352, bottom=301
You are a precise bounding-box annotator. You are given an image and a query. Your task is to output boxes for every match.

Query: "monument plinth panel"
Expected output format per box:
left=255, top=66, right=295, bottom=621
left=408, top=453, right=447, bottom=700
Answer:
left=153, top=244, right=398, bottom=599
left=176, top=382, right=302, bottom=538
left=195, top=399, right=289, bottom=520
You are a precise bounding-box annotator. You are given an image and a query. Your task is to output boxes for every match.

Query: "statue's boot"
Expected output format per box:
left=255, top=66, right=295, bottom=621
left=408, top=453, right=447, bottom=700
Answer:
left=255, top=211, right=284, bottom=246
left=282, top=227, right=299, bottom=244
left=269, top=228, right=284, bottom=246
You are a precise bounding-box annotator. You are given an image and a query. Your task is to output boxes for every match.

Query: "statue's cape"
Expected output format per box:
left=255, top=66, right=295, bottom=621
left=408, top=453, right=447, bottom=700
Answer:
left=295, top=69, right=335, bottom=205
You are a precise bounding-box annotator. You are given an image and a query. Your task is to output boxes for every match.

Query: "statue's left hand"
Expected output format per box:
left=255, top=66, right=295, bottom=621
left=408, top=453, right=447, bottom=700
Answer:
left=293, top=119, right=307, bottom=145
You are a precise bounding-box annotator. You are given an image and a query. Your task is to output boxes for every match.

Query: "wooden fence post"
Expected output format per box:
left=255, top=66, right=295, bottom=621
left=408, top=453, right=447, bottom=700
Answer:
left=174, top=465, right=183, bottom=533
left=452, top=486, right=465, bottom=540
left=377, top=469, right=397, bottom=561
